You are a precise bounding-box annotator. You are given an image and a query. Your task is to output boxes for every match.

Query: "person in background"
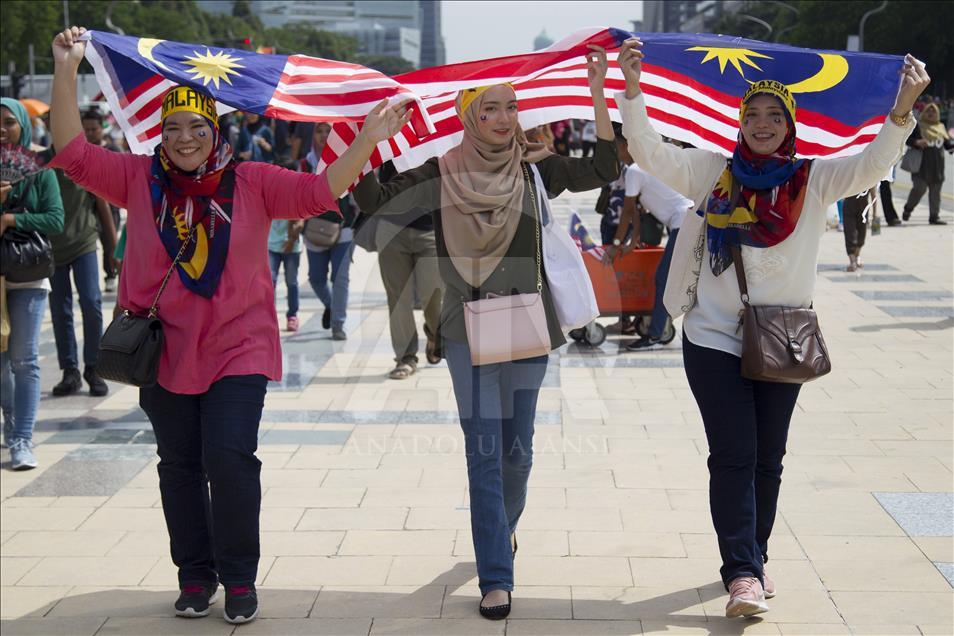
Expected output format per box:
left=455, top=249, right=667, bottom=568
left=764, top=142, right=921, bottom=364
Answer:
left=47, top=146, right=114, bottom=398
left=376, top=161, right=443, bottom=380
left=268, top=157, right=305, bottom=332
left=609, top=156, right=694, bottom=352
left=303, top=194, right=357, bottom=341
left=842, top=188, right=876, bottom=272
left=81, top=108, right=121, bottom=291
left=236, top=112, right=274, bottom=163
left=901, top=102, right=953, bottom=225
left=581, top=119, right=598, bottom=158
left=1, top=97, right=65, bottom=469
left=599, top=124, right=638, bottom=336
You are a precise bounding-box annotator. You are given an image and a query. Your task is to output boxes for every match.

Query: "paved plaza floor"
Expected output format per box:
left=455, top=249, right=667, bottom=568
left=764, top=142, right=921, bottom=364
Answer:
left=1, top=184, right=952, bottom=635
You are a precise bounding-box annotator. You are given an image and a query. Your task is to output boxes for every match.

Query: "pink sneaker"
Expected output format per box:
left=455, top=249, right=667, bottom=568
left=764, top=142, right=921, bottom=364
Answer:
left=286, top=316, right=299, bottom=332
left=763, top=570, right=776, bottom=599
left=725, top=576, right=769, bottom=618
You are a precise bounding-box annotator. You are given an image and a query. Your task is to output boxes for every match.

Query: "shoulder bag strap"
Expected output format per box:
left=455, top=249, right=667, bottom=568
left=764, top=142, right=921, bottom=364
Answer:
left=147, top=222, right=200, bottom=318
left=521, top=163, right=543, bottom=293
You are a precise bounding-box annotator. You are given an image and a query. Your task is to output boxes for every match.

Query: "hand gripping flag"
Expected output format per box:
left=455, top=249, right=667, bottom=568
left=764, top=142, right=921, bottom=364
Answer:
left=320, top=27, right=906, bottom=177
left=81, top=30, right=435, bottom=155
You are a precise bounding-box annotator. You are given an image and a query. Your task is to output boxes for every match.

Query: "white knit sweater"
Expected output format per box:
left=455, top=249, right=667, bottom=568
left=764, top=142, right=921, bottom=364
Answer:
left=616, top=91, right=915, bottom=356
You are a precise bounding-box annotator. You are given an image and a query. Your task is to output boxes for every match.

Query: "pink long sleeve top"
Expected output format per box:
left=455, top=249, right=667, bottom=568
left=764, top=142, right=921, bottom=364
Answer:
left=51, top=134, right=339, bottom=394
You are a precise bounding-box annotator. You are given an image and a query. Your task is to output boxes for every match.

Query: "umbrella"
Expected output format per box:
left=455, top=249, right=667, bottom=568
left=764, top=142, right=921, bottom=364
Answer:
left=19, top=98, right=49, bottom=118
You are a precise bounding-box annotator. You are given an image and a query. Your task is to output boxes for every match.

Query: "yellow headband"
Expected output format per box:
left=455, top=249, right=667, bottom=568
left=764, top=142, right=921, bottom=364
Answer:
left=740, top=80, right=796, bottom=125
left=161, top=86, right=218, bottom=127
left=458, top=83, right=515, bottom=115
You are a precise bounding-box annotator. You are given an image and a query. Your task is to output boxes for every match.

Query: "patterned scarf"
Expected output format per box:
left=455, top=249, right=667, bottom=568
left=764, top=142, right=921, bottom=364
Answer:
left=703, top=95, right=811, bottom=277
left=150, top=120, right=236, bottom=299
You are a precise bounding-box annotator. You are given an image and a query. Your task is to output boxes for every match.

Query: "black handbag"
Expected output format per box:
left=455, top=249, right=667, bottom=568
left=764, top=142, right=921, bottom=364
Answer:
left=98, top=223, right=198, bottom=388
left=0, top=228, right=54, bottom=282
left=0, top=175, right=54, bottom=283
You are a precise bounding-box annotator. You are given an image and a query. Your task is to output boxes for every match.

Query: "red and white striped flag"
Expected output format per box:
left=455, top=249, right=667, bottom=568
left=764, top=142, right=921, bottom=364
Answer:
left=320, top=27, right=905, bottom=178
left=81, top=30, right=435, bottom=155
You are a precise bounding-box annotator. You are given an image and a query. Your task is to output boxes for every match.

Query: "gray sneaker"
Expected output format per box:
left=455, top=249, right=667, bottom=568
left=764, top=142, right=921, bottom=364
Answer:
left=9, top=439, right=38, bottom=470
left=331, top=327, right=347, bottom=341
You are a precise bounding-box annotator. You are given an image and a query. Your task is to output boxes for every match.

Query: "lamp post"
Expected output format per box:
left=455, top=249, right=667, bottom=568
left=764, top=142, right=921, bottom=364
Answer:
left=859, top=0, right=888, bottom=52
left=738, top=14, right=773, bottom=41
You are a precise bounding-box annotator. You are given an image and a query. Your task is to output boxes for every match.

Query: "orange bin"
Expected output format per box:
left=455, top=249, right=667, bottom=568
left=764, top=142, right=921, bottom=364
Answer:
left=583, top=246, right=664, bottom=315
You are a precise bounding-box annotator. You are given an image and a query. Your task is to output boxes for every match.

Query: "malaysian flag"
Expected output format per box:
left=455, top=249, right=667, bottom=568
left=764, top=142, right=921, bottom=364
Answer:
left=569, top=212, right=605, bottom=261
left=320, top=27, right=906, bottom=177
left=81, top=30, right=435, bottom=155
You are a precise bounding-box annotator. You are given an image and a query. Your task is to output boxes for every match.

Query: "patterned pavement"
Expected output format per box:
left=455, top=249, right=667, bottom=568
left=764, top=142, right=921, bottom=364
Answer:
left=1, top=184, right=952, bottom=635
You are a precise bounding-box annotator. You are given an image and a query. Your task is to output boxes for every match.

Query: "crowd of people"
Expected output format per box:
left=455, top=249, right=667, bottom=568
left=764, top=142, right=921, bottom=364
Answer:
left=0, top=24, right=940, bottom=626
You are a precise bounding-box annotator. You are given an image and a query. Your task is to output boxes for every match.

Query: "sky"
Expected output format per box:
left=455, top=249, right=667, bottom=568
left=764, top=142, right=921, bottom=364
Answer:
left=441, top=1, right=643, bottom=64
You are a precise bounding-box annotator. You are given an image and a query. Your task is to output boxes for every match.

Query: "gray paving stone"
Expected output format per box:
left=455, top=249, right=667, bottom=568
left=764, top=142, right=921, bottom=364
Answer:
left=818, top=263, right=898, bottom=271
left=852, top=290, right=953, bottom=301
left=874, top=492, right=954, bottom=537
left=561, top=356, right=683, bottom=368
left=14, top=446, right=154, bottom=497
left=259, top=429, right=352, bottom=445
left=877, top=305, right=954, bottom=318
left=827, top=274, right=924, bottom=283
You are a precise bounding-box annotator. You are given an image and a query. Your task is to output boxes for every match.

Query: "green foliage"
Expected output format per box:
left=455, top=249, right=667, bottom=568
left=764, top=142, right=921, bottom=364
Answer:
left=354, top=54, right=416, bottom=76
left=0, top=0, right=415, bottom=76
left=710, top=0, right=954, bottom=97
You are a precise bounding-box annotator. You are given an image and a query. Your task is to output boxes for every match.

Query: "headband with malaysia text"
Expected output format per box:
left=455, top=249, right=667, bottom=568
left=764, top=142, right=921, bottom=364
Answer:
left=161, top=85, right=219, bottom=128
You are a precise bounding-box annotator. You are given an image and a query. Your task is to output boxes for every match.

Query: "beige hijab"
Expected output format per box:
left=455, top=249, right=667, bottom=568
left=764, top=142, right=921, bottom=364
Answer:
left=438, top=85, right=551, bottom=288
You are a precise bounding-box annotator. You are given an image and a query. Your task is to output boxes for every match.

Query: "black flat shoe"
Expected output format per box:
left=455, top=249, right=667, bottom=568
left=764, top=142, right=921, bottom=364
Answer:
left=479, top=591, right=511, bottom=620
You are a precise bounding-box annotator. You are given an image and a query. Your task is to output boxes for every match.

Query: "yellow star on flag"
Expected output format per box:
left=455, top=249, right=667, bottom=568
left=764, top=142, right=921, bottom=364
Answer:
left=686, top=47, right=773, bottom=79
left=182, top=49, right=244, bottom=89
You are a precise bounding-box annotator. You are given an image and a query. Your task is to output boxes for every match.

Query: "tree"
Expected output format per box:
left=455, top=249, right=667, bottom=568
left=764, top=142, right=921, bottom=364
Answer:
left=354, top=54, right=416, bottom=76
left=710, top=1, right=953, bottom=97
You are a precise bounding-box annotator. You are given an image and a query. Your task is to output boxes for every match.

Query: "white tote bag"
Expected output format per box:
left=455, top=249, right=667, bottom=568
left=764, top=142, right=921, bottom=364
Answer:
left=529, top=164, right=600, bottom=331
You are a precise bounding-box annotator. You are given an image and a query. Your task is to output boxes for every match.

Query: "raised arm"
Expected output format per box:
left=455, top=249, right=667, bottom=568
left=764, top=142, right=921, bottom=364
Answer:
left=49, top=27, right=139, bottom=208
left=325, top=99, right=412, bottom=197
left=50, top=26, right=86, bottom=154
left=811, top=54, right=929, bottom=206
left=614, top=38, right=723, bottom=202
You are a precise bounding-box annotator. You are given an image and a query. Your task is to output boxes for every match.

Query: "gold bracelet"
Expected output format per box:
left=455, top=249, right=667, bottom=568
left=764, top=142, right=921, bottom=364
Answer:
left=889, top=110, right=910, bottom=127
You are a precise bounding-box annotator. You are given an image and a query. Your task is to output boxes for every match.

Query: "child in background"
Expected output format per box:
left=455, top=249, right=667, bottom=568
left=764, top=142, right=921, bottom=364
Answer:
left=268, top=158, right=304, bottom=331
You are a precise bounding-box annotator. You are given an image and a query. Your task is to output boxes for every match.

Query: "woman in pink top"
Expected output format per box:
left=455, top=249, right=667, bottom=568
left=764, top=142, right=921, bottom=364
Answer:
left=49, top=26, right=410, bottom=624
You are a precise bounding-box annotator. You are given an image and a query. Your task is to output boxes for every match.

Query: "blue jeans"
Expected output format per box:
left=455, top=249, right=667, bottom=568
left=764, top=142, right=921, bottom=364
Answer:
left=306, top=242, right=352, bottom=329
left=648, top=227, right=678, bottom=339
left=682, top=336, right=800, bottom=588
left=444, top=338, right=549, bottom=595
left=268, top=250, right=301, bottom=318
left=1, top=288, right=47, bottom=444
left=139, top=374, right=268, bottom=586
left=49, top=250, right=103, bottom=369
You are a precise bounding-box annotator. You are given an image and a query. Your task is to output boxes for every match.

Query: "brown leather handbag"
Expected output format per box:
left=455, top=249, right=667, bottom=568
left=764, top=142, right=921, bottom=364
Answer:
left=731, top=246, right=831, bottom=384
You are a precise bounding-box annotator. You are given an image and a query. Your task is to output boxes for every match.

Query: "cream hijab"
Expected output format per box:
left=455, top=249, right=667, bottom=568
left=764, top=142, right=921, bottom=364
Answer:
left=437, top=85, right=550, bottom=288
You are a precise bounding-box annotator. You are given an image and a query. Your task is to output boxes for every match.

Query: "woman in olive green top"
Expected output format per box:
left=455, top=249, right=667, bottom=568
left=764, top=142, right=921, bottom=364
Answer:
left=1, top=98, right=65, bottom=470
left=354, top=47, right=618, bottom=619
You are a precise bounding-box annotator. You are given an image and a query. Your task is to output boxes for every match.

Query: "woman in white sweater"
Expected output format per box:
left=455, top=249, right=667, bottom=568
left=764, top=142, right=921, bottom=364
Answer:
left=615, top=38, right=929, bottom=618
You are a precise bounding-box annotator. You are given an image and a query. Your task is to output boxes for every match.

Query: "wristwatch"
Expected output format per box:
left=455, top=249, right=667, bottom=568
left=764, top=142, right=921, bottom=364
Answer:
left=612, top=238, right=622, bottom=247
left=889, top=110, right=911, bottom=127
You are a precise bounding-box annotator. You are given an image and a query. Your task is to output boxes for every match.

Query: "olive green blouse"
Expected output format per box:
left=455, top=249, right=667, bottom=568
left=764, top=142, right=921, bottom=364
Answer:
left=353, top=138, right=619, bottom=349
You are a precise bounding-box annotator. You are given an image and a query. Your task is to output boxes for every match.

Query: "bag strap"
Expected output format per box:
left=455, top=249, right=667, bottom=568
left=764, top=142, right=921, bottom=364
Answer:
left=730, top=245, right=749, bottom=305
left=147, top=222, right=200, bottom=318
left=521, top=163, right=543, bottom=293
